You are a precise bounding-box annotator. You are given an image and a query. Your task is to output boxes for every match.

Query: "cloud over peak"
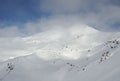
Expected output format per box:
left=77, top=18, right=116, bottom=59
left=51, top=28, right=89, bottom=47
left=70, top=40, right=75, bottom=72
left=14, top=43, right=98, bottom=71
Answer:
left=0, top=0, right=119, bottom=32
left=40, top=0, right=120, bottom=30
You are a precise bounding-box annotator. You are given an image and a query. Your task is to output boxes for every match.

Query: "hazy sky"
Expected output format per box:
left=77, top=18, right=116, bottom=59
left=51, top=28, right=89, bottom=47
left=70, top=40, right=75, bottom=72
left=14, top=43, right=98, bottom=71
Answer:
left=0, top=0, right=120, bottom=36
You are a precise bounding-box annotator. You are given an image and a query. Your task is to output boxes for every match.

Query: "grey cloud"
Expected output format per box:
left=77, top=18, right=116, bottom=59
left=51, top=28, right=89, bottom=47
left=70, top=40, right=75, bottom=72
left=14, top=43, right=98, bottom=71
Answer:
left=40, top=0, right=120, bottom=31
left=40, top=0, right=109, bottom=14
left=0, top=0, right=120, bottom=37
left=0, top=26, right=24, bottom=37
left=40, top=0, right=81, bottom=13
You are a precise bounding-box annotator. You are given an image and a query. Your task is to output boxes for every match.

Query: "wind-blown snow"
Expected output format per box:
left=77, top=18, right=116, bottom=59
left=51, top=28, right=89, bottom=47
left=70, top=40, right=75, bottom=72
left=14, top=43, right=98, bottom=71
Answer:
left=0, top=37, right=120, bottom=81
left=0, top=25, right=120, bottom=81
left=0, top=24, right=116, bottom=60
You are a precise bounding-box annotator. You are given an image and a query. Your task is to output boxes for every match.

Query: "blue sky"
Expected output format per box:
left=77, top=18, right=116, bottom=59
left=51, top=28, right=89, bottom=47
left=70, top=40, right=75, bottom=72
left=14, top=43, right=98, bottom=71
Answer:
left=0, top=0, right=120, bottom=36
left=0, top=0, right=45, bottom=26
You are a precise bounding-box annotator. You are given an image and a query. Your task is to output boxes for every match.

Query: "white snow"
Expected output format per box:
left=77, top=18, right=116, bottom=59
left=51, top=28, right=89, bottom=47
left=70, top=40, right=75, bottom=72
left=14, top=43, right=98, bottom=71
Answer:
left=0, top=25, right=120, bottom=81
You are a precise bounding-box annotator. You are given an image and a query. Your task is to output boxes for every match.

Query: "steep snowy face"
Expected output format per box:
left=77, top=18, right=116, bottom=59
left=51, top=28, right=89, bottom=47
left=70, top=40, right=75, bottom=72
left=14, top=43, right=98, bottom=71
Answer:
left=0, top=24, right=117, bottom=60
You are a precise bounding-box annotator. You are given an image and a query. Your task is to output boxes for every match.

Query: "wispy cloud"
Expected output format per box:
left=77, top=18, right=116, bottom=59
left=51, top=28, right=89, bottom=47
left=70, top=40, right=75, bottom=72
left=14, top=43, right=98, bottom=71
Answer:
left=0, top=0, right=119, bottom=32
left=0, top=18, right=115, bottom=60
left=40, top=0, right=120, bottom=30
left=0, top=0, right=120, bottom=60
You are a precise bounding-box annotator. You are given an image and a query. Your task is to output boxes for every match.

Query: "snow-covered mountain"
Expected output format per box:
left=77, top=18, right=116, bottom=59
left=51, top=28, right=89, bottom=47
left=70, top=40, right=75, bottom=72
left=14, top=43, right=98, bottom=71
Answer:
left=0, top=25, right=120, bottom=81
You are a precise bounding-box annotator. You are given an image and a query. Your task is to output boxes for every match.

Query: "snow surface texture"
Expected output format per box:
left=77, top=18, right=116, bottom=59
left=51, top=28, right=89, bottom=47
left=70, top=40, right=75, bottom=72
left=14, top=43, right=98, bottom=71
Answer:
left=0, top=25, right=120, bottom=81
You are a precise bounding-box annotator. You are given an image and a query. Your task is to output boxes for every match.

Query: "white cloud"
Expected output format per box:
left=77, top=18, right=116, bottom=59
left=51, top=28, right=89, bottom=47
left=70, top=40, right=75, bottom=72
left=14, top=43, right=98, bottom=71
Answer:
left=40, top=0, right=120, bottom=30
left=0, top=0, right=120, bottom=62
left=40, top=0, right=82, bottom=13
left=0, top=26, right=24, bottom=37
left=0, top=0, right=120, bottom=38
left=0, top=18, right=115, bottom=61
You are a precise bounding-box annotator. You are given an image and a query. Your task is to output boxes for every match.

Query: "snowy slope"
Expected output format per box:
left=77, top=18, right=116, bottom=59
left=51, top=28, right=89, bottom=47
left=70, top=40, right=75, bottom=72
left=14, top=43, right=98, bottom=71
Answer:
left=0, top=25, right=120, bottom=81
left=0, top=25, right=115, bottom=60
